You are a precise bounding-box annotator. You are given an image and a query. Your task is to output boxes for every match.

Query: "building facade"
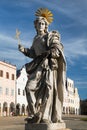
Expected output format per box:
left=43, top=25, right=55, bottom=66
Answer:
left=16, top=67, right=28, bottom=116
left=0, top=60, right=80, bottom=116
left=63, top=78, right=80, bottom=115
left=0, top=61, right=16, bottom=116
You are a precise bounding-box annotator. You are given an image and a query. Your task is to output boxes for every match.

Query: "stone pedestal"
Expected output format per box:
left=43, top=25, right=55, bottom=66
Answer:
left=25, top=122, right=71, bottom=130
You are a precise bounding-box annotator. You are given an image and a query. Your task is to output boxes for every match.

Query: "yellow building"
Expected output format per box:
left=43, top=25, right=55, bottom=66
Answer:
left=0, top=61, right=16, bottom=116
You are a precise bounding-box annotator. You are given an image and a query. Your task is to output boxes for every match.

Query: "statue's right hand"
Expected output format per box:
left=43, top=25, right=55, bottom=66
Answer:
left=18, top=44, right=24, bottom=52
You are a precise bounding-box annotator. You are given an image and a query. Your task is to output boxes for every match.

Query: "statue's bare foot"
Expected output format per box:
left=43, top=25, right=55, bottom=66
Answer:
left=25, top=113, right=42, bottom=123
left=58, top=119, right=64, bottom=123
left=52, top=119, right=64, bottom=123
left=40, top=119, right=51, bottom=124
left=25, top=116, right=33, bottom=122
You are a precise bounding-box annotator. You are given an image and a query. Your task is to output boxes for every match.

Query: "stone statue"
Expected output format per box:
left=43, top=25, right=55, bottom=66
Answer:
left=18, top=8, right=66, bottom=124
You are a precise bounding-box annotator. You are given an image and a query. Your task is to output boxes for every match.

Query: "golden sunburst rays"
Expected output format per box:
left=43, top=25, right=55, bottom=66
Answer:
left=35, top=8, right=53, bottom=24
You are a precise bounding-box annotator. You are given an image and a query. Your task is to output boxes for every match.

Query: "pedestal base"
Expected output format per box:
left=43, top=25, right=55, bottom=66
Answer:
left=25, top=122, right=71, bottom=130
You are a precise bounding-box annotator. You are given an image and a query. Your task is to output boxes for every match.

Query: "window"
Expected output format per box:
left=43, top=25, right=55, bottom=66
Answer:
left=12, top=74, right=15, bottom=80
left=0, top=70, right=3, bottom=77
left=6, top=88, right=9, bottom=95
left=18, top=88, right=20, bottom=95
left=11, top=89, right=14, bottom=96
left=6, top=72, right=9, bottom=79
left=23, top=90, right=25, bottom=96
left=68, top=82, right=69, bottom=87
left=0, top=87, right=2, bottom=94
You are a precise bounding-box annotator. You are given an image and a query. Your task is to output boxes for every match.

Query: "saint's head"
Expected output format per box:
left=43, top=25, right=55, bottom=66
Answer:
left=34, top=8, right=53, bottom=34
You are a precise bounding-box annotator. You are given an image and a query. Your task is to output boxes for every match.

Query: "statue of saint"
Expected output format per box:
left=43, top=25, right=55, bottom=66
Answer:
left=18, top=8, right=66, bottom=123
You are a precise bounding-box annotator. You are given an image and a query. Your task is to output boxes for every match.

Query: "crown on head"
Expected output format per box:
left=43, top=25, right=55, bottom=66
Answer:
left=35, top=8, right=53, bottom=24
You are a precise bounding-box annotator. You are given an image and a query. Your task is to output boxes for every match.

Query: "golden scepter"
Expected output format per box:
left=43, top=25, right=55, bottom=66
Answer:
left=15, top=29, right=21, bottom=45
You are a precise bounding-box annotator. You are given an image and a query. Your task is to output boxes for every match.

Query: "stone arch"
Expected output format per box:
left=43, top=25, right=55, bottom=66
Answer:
left=22, top=104, right=25, bottom=115
left=3, top=102, right=8, bottom=116
left=16, top=103, right=20, bottom=116
left=63, top=106, right=65, bottom=114
left=70, top=107, right=72, bottom=114
left=10, top=102, right=15, bottom=116
left=69, top=107, right=70, bottom=114
left=26, top=105, right=30, bottom=116
left=66, top=107, right=69, bottom=114
left=76, top=108, right=78, bottom=114
left=73, top=107, right=75, bottom=114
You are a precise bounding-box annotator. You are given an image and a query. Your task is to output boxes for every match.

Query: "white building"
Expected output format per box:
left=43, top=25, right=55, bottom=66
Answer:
left=63, top=78, right=80, bottom=115
left=16, top=67, right=28, bottom=115
left=16, top=67, right=80, bottom=116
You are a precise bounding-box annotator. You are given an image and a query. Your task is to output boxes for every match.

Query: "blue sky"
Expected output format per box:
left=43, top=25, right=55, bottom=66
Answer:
left=0, top=0, right=87, bottom=100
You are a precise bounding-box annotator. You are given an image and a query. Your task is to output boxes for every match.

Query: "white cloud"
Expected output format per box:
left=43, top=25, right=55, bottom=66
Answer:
left=0, top=32, right=87, bottom=68
left=0, top=33, right=16, bottom=44
left=76, top=81, right=87, bottom=86
left=79, top=82, right=87, bottom=85
left=0, top=32, right=32, bottom=48
left=83, top=66, right=87, bottom=70
left=33, top=0, right=87, bottom=26
left=0, top=33, right=32, bottom=68
left=64, top=37, right=87, bottom=59
left=0, top=0, right=87, bottom=70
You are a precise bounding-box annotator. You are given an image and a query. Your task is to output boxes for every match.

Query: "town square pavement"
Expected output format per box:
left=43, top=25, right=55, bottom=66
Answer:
left=0, top=115, right=87, bottom=130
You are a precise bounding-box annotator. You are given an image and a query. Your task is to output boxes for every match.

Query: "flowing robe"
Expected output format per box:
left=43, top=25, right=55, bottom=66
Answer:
left=23, top=31, right=66, bottom=123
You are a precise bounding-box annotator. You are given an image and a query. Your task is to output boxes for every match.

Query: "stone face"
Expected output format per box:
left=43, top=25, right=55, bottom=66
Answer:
left=25, top=122, right=67, bottom=130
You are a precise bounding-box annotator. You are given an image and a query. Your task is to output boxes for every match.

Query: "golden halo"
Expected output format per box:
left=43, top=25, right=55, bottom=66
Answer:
left=35, top=8, right=53, bottom=24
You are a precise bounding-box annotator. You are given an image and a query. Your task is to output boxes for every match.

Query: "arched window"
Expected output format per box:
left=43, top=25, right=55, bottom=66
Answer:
left=6, top=72, right=9, bottom=79
left=0, top=70, right=3, bottom=77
